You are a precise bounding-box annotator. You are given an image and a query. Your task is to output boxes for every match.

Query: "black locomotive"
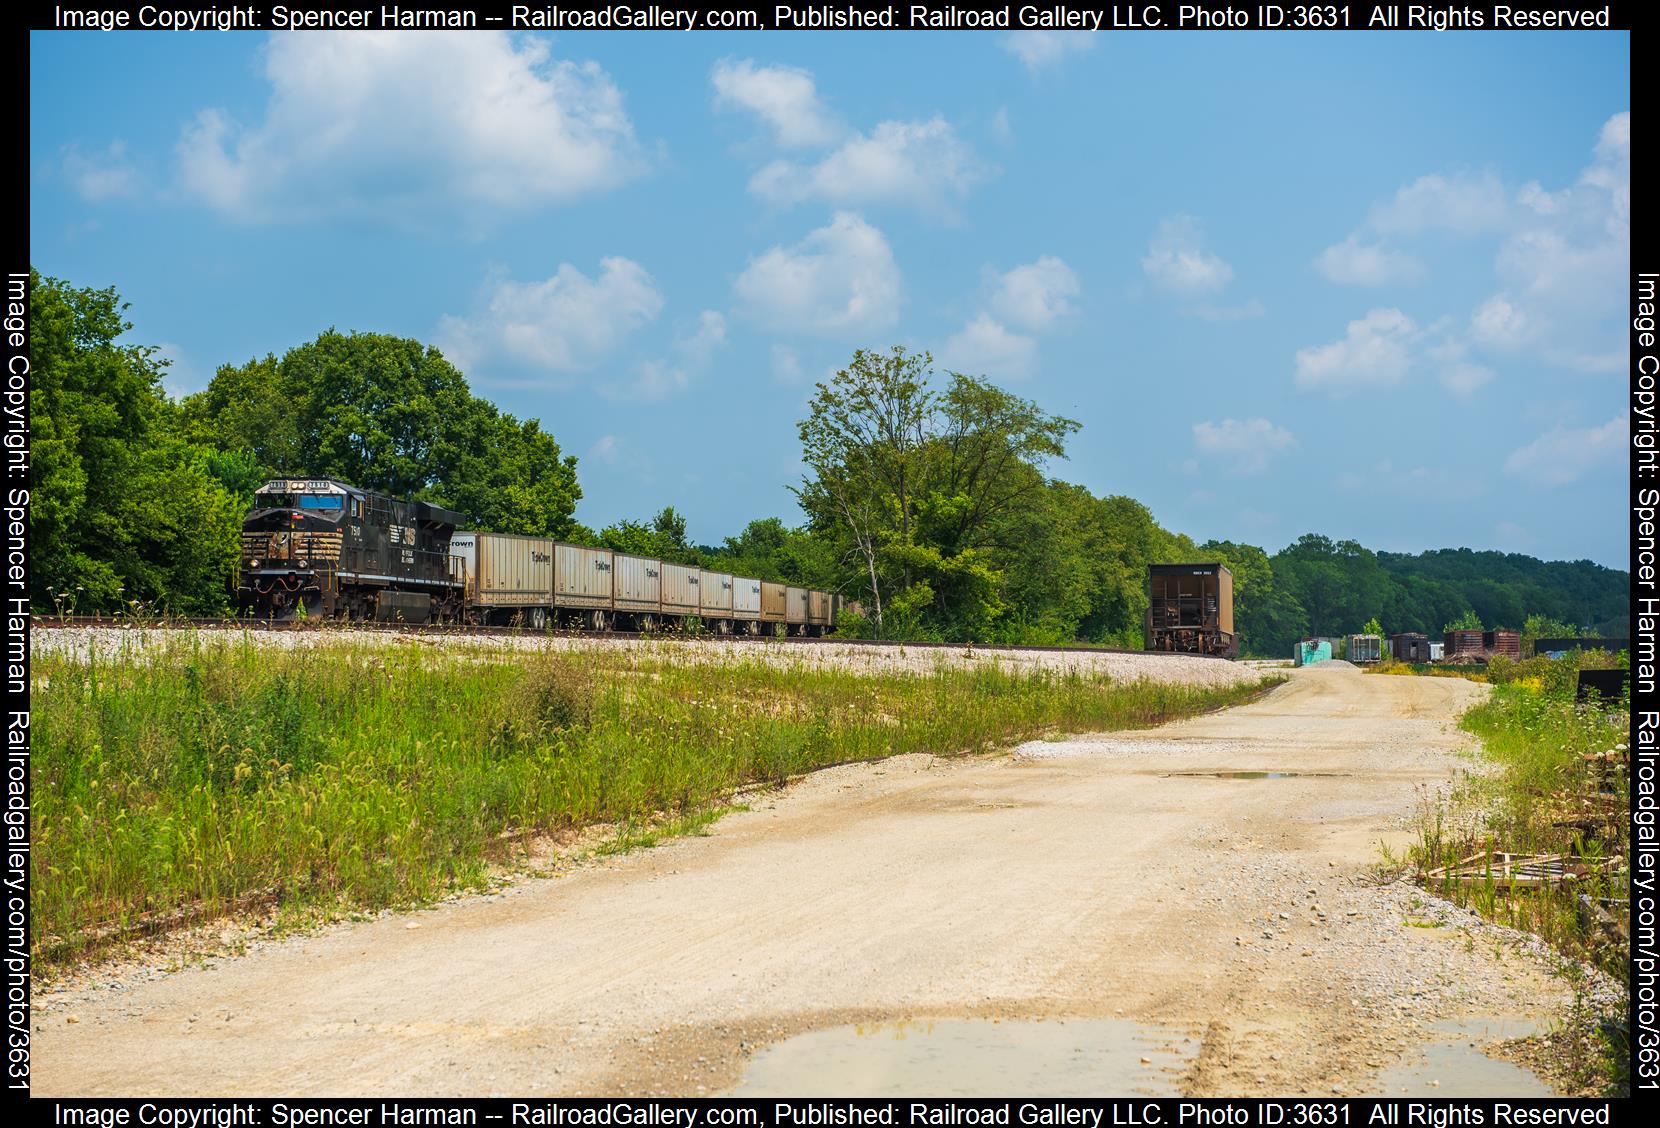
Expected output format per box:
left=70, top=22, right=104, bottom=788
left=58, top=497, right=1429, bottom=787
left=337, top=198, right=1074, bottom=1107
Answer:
left=237, top=478, right=466, bottom=622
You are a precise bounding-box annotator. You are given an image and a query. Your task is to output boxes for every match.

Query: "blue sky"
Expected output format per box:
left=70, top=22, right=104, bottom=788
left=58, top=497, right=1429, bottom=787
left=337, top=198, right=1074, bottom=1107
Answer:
left=30, top=29, right=1631, bottom=566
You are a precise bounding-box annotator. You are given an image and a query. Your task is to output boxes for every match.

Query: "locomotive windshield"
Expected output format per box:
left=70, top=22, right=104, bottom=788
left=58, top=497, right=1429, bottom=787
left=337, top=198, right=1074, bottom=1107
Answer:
left=254, top=491, right=344, bottom=511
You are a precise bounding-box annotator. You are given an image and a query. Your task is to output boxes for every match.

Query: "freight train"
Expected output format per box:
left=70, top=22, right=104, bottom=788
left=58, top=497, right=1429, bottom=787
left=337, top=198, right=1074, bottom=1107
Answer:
left=236, top=477, right=846, bottom=633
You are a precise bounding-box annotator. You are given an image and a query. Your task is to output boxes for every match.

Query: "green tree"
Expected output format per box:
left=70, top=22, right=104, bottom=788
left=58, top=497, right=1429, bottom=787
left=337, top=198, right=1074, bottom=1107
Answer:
left=1200, top=539, right=1308, bottom=657
left=1273, top=534, right=1398, bottom=638
left=700, top=517, right=837, bottom=586
left=1521, top=613, right=1579, bottom=648
left=29, top=270, right=242, bottom=614
left=600, top=507, right=698, bottom=563
left=797, top=346, right=936, bottom=629
left=186, top=330, right=582, bottom=534
left=1444, top=608, right=1482, bottom=632
left=796, top=347, right=1078, bottom=638
left=434, top=410, right=582, bottom=538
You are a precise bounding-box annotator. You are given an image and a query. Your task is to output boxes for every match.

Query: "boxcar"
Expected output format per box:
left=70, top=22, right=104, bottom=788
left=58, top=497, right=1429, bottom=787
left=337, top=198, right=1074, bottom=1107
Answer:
left=1444, top=629, right=1486, bottom=662
left=1391, top=632, right=1431, bottom=662
left=1346, top=634, right=1383, bottom=665
left=1145, top=563, right=1237, bottom=657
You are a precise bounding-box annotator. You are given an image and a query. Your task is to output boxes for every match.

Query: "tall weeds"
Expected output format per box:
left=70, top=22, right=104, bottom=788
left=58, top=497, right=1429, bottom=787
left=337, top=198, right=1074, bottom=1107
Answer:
left=33, top=633, right=1268, bottom=964
left=1405, top=655, right=1629, bottom=1091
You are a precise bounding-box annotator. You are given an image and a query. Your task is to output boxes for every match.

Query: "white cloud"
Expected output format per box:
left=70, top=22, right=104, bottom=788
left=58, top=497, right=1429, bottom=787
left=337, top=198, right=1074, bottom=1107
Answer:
left=1313, top=235, right=1424, bottom=286
left=1440, top=361, right=1496, bottom=397
left=733, top=212, right=901, bottom=335
left=1314, top=113, right=1630, bottom=374
left=1000, top=32, right=1097, bottom=72
left=1503, top=415, right=1628, bottom=486
left=749, top=118, right=980, bottom=212
left=1142, top=215, right=1233, bottom=296
left=177, top=32, right=643, bottom=221
left=1294, top=308, right=1416, bottom=392
left=711, top=59, right=839, bottom=148
left=599, top=310, right=728, bottom=403
left=1489, top=111, right=1627, bottom=367
left=1470, top=295, right=1531, bottom=348
left=939, top=315, right=1037, bottom=381
left=676, top=310, right=727, bottom=365
left=988, top=256, right=1079, bottom=331
left=619, top=359, right=691, bottom=402
left=438, top=257, right=663, bottom=378
left=1366, top=171, right=1512, bottom=235
left=589, top=435, right=621, bottom=464
left=1191, top=418, right=1295, bottom=475
left=63, top=141, right=139, bottom=201
left=771, top=344, right=805, bottom=385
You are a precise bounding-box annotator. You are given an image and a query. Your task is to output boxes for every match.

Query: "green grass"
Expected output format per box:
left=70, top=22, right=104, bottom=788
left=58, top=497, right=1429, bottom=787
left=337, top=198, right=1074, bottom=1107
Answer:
left=33, top=632, right=1272, bottom=965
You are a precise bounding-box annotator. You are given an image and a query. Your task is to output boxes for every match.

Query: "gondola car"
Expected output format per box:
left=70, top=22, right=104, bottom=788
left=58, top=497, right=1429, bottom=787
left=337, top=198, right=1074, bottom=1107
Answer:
left=237, top=478, right=466, bottom=622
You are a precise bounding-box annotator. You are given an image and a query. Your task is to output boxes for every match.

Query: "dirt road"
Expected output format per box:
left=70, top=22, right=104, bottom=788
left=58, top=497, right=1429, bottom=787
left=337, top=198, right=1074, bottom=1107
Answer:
left=35, top=665, right=1574, bottom=1097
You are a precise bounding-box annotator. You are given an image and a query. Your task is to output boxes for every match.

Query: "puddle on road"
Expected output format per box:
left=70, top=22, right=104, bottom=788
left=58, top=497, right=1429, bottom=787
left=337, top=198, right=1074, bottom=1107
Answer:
left=1371, top=1018, right=1555, bottom=1097
left=732, top=1018, right=1198, bottom=1097
left=1163, top=771, right=1348, bottom=780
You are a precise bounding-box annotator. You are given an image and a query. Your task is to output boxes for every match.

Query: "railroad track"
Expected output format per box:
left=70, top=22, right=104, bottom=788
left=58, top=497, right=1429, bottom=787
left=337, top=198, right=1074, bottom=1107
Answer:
left=30, top=616, right=1233, bottom=659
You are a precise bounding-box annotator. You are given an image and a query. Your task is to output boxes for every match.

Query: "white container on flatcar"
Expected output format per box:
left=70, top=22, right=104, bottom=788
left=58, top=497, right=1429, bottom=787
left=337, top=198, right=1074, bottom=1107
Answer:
left=732, top=577, right=762, bottom=620
left=555, top=544, right=613, bottom=609
left=613, top=554, right=663, bottom=612
left=661, top=562, right=701, bottom=615
left=451, top=531, right=553, bottom=608
left=760, top=581, right=787, bottom=622
left=701, top=571, right=735, bottom=615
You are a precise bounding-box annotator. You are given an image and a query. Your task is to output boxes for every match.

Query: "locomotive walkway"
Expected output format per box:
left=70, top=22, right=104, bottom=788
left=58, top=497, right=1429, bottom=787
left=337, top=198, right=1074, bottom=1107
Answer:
left=34, top=666, right=1575, bottom=1096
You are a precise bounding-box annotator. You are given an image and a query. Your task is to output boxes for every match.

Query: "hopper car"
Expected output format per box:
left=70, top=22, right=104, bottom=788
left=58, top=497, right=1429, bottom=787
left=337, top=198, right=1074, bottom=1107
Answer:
left=1145, top=563, right=1238, bottom=657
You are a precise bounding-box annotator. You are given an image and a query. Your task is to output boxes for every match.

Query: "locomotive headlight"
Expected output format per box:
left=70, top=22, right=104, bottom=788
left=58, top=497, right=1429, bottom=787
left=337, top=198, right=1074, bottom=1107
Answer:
left=297, top=559, right=309, bottom=568
left=249, top=558, right=261, bottom=568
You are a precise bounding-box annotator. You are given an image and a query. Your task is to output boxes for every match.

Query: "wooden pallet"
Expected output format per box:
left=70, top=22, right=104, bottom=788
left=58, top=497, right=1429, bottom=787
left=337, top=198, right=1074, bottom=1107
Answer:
left=1425, top=851, right=1622, bottom=891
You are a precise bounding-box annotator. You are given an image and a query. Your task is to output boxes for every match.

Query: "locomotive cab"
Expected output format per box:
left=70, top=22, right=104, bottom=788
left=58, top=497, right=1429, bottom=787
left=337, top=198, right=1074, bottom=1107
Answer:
left=239, top=480, right=357, bottom=618
left=238, top=478, right=466, bottom=622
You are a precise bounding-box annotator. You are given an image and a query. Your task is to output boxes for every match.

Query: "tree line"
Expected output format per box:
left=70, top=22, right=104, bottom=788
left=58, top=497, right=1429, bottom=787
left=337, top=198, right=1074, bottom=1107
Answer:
left=28, top=271, right=1629, bottom=653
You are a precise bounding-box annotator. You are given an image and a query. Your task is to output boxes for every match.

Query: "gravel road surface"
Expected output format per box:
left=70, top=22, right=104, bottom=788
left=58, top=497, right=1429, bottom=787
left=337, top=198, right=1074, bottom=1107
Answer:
left=33, top=664, right=1583, bottom=1097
